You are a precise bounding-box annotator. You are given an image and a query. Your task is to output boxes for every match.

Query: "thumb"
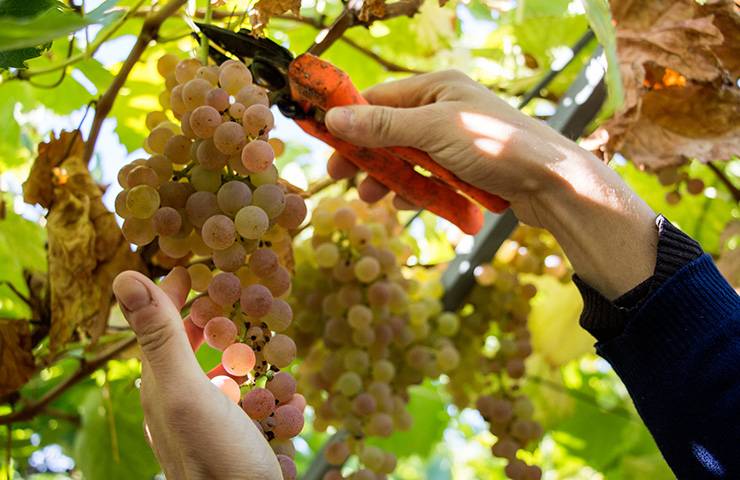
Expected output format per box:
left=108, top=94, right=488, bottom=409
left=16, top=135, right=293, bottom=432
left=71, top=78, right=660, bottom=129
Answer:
left=325, top=105, right=425, bottom=148
left=113, top=271, right=203, bottom=382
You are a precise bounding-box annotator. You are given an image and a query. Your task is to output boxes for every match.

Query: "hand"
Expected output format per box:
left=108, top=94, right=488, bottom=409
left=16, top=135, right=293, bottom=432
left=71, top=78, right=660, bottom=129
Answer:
left=323, top=70, right=568, bottom=227
left=113, top=267, right=281, bottom=480
left=324, top=70, right=658, bottom=299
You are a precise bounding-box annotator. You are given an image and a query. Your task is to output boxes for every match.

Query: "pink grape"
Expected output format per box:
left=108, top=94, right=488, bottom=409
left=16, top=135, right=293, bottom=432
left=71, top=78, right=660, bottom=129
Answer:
left=214, top=121, right=247, bottom=155
left=248, top=248, right=279, bottom=278
left=201, top=214, right=236, bottom=250
left=272, top=405, right=304, bottom=439
left=241, top=140, right=274, bottom=172
left=212, top=242, right=247, bottom=272
left=242, top=387, right=275, bottom=420
left=277, top=194, right=308, bottom=229
left=191, top=296, right=223, bottom=328
left=262, top=299, right=293, bottom=332
left=151, top=207, right=182, bottom=237
left=207, top=272, right=242, bottom=306
left=190, top=105, right=222, bottom=138
left=235, top=85, right=269, bottom=108
left=205, top=87, right=230, bottom=111
left=240, top=284, right=273, bottom=318
left=242, top=104, right=274, bottom=137
left=222, top=343, right=256, bottom=376
left=266, top=371, right=296, bottom=403
left=204, top=317, right=238, bottom=351
left=276, top=455, right=297, bottom=480
left=261, top=266, right=291, bottom=297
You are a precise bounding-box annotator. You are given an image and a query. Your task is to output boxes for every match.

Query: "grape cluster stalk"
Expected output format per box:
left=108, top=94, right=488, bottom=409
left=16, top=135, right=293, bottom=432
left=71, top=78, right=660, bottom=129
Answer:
left=440, top=225, right=572, bottom=480
left=288, top=196, right=460, bottom=479
left=114, top=53, right=309, bottom=480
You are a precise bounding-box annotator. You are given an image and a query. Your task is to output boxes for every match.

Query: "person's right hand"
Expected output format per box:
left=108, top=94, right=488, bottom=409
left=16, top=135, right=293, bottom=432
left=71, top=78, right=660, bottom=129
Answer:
left=323, top=70, right=659, bottom=300
left=323, top=70, right=578, bottom=228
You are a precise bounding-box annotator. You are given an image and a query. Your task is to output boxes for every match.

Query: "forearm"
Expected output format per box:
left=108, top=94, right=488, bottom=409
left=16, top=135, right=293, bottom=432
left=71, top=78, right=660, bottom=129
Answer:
left=517, top=134, right=658, bottom=299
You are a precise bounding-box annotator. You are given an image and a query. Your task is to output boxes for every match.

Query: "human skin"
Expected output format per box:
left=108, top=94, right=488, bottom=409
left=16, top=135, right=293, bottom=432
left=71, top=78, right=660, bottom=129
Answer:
left=324, top=70, right=658, bottom=300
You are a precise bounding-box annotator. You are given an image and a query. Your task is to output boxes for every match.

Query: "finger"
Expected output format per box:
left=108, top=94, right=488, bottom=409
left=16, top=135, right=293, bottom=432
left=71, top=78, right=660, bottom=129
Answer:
left=113, top=271, right=203, bottom=383
left=357, top=176, right=391, bottom=204
left=392, top=194, right=420, bottom=211
left=361, top=70, right=470, bottom=108
left=158, top=266, right=190, bottom=311
left=325, top=104, right=431, bottom=149
left=327, top=151, right=360, bottom=180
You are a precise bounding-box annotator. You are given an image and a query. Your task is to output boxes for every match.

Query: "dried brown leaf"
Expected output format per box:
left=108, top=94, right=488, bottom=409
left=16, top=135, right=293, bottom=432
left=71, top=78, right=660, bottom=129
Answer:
left=249, top=0, right=302, bottom=34
left=359, top=0, right=386, bottom=22
left=585, top=0, right=740, bottom=169
left=0, top=319, right=35, bottom=396
left=23, top=131, right=85, bottom=209
left=26, top=132, right=146, bottom=353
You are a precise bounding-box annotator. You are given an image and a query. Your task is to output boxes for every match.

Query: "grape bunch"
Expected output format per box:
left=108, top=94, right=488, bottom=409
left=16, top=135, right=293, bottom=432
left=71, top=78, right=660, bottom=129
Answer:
left=287, top=196, right=456, bottom=479
left=114, top=53, right=309, bottom=480
left=439, top=225, right=570, bottom=480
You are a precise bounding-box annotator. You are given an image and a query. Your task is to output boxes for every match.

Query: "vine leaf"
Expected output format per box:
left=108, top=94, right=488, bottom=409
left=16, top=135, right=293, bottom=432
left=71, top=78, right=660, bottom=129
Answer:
left=23, top=131, right=146, bottom=353
left=249, top=0, right=302, bottom=34
left=0, top=318, right=35, bottom=396
left=583, top=0, right=740, bottom=170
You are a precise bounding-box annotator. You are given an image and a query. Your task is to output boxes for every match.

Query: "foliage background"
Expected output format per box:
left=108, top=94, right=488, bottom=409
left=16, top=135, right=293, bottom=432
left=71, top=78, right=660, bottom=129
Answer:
left=0, top=0, right=738, bottom=478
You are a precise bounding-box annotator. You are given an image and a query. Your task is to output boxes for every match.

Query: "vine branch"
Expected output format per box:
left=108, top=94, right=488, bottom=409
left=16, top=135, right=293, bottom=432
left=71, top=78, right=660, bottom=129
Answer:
left=707, top=162, right=740, bottom=203
left=83, top=0, right=189, bottom=165
left=0, top=335, right=137, bottom=425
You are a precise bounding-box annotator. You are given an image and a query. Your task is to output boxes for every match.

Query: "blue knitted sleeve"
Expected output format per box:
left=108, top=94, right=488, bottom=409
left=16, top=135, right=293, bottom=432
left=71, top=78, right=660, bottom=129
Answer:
left=596, top=254, right=740, bottom=479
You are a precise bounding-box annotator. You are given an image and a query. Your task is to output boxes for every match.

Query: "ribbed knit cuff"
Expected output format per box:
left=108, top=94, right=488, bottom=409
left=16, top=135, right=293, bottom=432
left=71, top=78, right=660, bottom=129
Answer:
left=575, top=215, right=704, bottom=342
left=595, top=254, right=740, bottom=396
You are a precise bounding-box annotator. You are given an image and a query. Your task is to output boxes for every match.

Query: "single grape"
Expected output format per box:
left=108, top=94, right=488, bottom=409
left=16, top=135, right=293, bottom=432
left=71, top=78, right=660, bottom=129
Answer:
left=241, top=284, right=274, bottom=318
left=213, top=242, right=247, bottom=272
left=157, top=54, right=179, bottom=78
left=151, top=206, right=182, bottom=237
left=261, top=266, right=291, bottom=297
left=185, top=191, right=220, bottom=228
left=250, top=164, right=279, bottom=187
left=324, top=441, right=350, bottom=466
left=235, top=85, right=269, bottom=108
left=241, top=140, right=275, bottom=172
left=182, top=78, right=212, bottom=110
left=145, top=154, right=174, bottom=184
left=204, top=316, right=238, bottom=350
left=201, top=214, right=237, bottom=250
left=263, top=334, right=296, bottom=368
left=158, top=235, right=191, bottom=258
left=251, top=184, right=285, bottom=219
left=187, top=263, right=212, bottom=292
left=234, top=205, right=270, bottom=240
left=148, top=127, right=174, bottom=154
left=222, top=342, right=256, bottom=376
left=174, top=57, right=203, bottom=84
left=191, top=296, right=224, bottom=328
left=122, top=216, right=156, bottom=245
left=242, top=104, right=274, bottom=137
left=164, top=134, right=192, bottom=165
left=265, top=371, right=296, bottom=404
left=219, top=63, right=253, bottom=95
left=208, top=272, right=242, bottom=306
left=196, top=137, right=230, bottom=171
left=159, top=181, right=189, bottom=208
left=262, top=299, right=293, bottom=332
left=277, top=194, right=307, bottom=229
left=214, top=121, right=247, bottom=155
left=190, top=105, right=222, bottom=138
left=242, top=387, right=276, bottom=420
left=272, top=405, right=304, bottom=439
left=205, top=87, right=230, bottom=111
left=126, top=185, right=160, bottom=219
left=276, top=455, right=297, bottom=480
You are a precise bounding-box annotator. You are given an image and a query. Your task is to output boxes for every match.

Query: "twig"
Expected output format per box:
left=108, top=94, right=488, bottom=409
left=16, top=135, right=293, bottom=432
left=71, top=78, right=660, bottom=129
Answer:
left=0, top=335, right=137, bottom=425
left=339, top=36, right=427, bottom=74
left=707, top=162, right=740, bottom=202
left=83, top=0, right=189, bottom=165
left=42, top=406, right=81, bottom=426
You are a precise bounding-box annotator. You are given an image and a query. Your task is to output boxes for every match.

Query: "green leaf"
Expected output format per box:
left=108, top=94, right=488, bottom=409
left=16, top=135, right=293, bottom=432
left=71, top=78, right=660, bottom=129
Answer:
left=369, top=381, right=449, bottom=458
left=0, top=42, right=52, bottom=69
left=0, top=0, right=121, bottom=52
left=73, top=375, right=160, bottom=480
left=0, top=204, right=47, bottom=319
left=582, top=0, right=624, bottom=110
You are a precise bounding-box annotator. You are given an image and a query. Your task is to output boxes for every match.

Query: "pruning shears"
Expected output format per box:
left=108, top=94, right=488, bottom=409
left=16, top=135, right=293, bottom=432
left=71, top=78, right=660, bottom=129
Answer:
left=194, top=23, right=510, bottom=235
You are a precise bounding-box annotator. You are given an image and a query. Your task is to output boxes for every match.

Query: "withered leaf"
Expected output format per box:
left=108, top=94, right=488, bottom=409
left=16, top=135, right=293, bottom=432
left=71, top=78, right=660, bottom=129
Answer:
left=585, top=0, right=740, bottom=169
left=26, top=132, right=146, bottom=353
left=359, top=0, right=386, bottom=22
left=249, top=0, right=302, bottom=34
left=0, top=319, right=35, bottom=396
left=23, top=131, right=85, bottom=209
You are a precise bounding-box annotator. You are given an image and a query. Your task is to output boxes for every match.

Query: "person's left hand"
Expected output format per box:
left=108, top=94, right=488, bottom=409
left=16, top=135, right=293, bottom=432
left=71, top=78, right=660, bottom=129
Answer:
left=113, top=267, right=281, bottom=480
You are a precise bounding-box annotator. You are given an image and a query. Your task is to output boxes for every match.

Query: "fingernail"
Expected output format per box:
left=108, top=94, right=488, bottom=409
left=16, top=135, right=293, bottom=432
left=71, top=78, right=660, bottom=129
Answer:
left=114, top=276, right=152, bottom=312
left=327, top=107, right=355, bottom=132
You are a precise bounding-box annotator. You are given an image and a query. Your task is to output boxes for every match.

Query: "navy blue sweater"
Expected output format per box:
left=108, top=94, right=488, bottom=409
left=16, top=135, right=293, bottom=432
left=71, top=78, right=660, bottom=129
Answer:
left=574, top=216, right=740, bottom=478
